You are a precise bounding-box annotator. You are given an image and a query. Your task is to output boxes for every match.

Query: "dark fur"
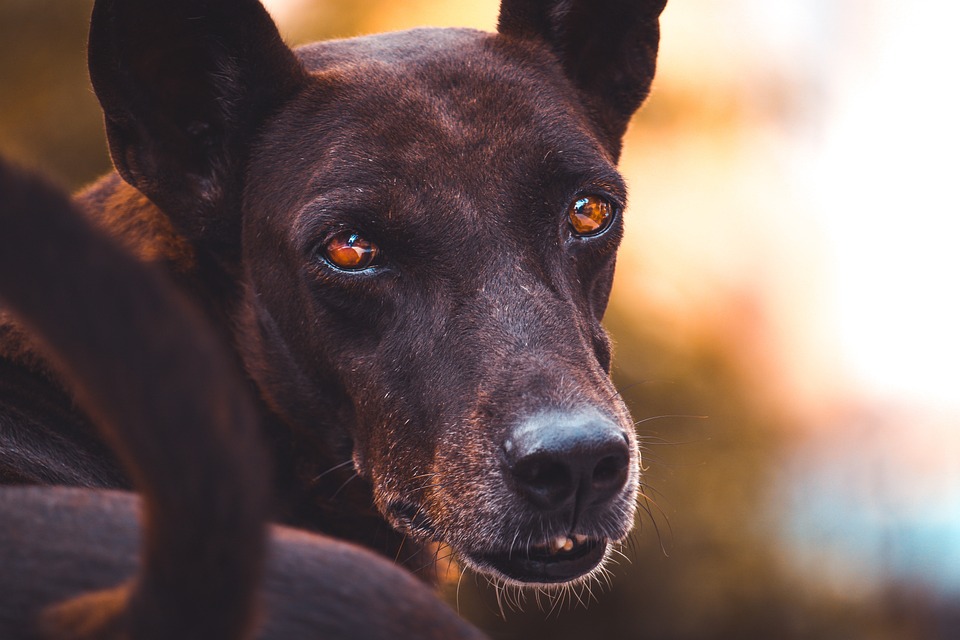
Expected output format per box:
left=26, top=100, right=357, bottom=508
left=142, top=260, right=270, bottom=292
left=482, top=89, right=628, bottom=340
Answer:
left=0, top=161, right=484, bottom=638
left=0, top=0, right=666, bottom=634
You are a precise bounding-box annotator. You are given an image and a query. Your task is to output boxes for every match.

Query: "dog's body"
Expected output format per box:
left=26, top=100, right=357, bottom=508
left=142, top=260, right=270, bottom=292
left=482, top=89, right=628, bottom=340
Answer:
left=0, top=0, right=666, bottom=636
left=0, top=161, right=485, bottom=639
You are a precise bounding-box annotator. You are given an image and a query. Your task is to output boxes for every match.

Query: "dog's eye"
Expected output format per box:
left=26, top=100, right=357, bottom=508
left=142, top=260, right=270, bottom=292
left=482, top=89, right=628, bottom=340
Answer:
left=568, top=195, right=615, bottom=237
left=323, top=231, right=380, bottom=271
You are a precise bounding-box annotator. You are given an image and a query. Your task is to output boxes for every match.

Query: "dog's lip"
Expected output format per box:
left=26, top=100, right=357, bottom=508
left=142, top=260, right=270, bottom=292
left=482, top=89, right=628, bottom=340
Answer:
left=464, top=535, right=608, bottom=584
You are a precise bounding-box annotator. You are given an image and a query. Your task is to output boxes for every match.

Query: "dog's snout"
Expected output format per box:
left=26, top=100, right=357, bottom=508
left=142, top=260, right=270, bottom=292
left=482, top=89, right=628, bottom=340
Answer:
left=505, top=413, right=630, bottom=513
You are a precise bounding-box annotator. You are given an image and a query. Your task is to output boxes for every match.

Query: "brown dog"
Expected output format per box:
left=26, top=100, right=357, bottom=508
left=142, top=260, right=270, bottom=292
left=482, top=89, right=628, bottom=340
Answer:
left=0, top=0, right=667, bottom=634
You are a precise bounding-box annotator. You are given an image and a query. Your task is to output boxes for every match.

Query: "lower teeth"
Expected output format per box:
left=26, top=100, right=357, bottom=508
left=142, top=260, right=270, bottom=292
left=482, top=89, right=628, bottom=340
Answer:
left=530, top=535, right=594, bottom=556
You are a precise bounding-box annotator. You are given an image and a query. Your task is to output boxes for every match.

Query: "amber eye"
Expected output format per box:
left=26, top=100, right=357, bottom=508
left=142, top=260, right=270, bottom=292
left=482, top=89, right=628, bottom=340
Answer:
left=568, top=195, right=615, bottom=237
left=323, top=231, right=380, bottom=271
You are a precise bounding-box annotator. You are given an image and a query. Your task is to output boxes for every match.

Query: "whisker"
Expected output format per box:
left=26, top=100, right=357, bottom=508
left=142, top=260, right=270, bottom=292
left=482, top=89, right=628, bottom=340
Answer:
left=639, top=482, right=669, bottom=501
left=571, top=583, right=587, bottom=608
left=309, top=458, right=354, bottom=484
left=508, top=529, right=521, bottom=560
left=634, top=414, right=708, bottom=426
left=445, top=546, right=458, bottom=578
left=394, top=535, right=407, bottom=563
left=636, top=489, right=673, bottom=555
left=456, top=566, right=467, bottom=613
left=405, top=479, right=457, bottom=494
left=546, top=586, right=565, bottom=618
left=493, top=576, right=507, bottom=620
left=532, top=587, right=544, bottom=612
left=599, top=564, right=614, bottom=590
left=400, top=542, right=441, bottom=570
left=329, top=472, right=359, bottom=499
left=409, top=551, right=455, bottom=576
left=609, top=546, right=631, bottom=564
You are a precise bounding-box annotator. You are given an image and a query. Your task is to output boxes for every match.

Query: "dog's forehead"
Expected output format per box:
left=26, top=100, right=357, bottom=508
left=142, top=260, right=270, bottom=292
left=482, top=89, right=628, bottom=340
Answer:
left=291, top=28, right=607, bottom=173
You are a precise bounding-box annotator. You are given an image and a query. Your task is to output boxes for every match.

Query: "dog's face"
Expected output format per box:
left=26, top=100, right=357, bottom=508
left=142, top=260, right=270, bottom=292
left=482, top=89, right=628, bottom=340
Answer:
left=243, top=31, right=637, bottom=583
left=88, top=0, right=666, bottom=586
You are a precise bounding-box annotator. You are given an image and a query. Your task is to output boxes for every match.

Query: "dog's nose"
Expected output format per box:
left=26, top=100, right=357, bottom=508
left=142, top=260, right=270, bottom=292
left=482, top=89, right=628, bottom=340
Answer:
left=505, top=412, right=630, bottom=513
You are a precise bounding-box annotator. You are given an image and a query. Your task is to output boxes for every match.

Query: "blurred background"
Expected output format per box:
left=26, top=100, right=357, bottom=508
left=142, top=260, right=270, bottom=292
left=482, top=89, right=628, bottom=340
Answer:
left=2, top=1, right=958, bottom=637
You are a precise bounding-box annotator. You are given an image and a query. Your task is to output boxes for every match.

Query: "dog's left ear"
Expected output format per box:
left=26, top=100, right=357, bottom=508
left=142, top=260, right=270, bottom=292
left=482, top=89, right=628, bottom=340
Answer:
left=88, top=0, right=307, bottom=254
left=498, top=0, right=667, bottom=160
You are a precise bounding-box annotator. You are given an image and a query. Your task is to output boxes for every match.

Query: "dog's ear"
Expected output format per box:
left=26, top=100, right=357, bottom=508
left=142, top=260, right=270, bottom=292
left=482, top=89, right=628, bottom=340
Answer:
left=498, top=0, right=666, bottom=159
left=88, top=0, right=306, bottom=251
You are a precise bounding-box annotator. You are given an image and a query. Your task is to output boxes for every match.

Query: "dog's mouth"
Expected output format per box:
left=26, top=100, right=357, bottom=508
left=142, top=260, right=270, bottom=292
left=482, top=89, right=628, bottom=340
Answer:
left=387, top=500, right=609, bottom=583
left=464, top=534, right=608, bottom=584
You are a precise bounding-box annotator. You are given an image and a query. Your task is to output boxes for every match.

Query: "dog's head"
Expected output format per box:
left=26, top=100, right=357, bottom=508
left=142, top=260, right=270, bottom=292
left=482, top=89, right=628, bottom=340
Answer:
left=88, top=0, right=666, bottom=586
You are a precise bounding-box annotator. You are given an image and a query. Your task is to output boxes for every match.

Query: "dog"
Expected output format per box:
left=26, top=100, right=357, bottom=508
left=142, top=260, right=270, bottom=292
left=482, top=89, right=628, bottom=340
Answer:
left=0, top=0, right=667, bottom=631
left=0, top=160, right=485, bottom=638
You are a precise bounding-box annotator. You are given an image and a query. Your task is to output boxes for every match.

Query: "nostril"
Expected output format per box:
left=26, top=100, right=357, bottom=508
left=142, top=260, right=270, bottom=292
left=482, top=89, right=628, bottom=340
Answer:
left=593, top=453, right=627, bottom=485
left=511, top=456, right=575, bottom=509
left=514, top=458, right=567, bottom=488
left=590, top=453, right=629, bottom=504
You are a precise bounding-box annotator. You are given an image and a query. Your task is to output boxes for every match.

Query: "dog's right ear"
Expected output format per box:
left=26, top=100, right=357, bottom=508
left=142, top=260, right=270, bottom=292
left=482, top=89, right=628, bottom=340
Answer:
left=498, top=0, right=667, bottom=160
left=89, top=0, right=306, bottom=252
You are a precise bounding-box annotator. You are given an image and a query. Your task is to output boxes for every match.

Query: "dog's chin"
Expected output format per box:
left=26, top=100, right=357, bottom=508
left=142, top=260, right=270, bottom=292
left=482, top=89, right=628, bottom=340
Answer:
left=458, top=536, right=610, bottom=586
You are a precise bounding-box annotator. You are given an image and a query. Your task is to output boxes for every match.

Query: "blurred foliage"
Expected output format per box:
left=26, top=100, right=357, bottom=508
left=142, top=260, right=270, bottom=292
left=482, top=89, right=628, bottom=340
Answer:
left=0, top=0, right=108, bottom=188
left=0, top=1, right=949, bottom=638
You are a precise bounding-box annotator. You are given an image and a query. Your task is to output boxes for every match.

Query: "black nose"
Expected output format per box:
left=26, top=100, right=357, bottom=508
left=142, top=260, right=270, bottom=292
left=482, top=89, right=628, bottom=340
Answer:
left=505, top=412, right=631, bottom=513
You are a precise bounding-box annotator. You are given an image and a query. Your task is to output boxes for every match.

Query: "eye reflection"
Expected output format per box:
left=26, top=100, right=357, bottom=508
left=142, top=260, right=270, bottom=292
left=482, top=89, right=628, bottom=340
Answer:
left=568, top=195, right=614, bottom=236
left=323, top=231, right=380, bottom=270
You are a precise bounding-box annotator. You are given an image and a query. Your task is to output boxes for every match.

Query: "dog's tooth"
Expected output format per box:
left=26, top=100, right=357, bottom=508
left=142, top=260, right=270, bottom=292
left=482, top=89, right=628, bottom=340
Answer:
left=573, top=534, right=588, bottom=545
left=552, top=536, right=574, bottom=552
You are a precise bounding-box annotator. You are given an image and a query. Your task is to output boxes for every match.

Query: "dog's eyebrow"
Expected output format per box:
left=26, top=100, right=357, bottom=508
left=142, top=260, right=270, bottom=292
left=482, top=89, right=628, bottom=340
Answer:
left=546, top=160, right=629, bottom=207
left=578, top=173, right=628, bottom=204
left=292, top=189, right=381, bottom=242
left=291, top=186, right=437, bottom=256
left=536, top=138, right=626, bottom=183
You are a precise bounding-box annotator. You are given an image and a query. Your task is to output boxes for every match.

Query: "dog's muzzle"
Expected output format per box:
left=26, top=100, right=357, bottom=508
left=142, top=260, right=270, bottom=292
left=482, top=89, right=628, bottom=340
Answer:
left=464, top=411, right=634, bottom=584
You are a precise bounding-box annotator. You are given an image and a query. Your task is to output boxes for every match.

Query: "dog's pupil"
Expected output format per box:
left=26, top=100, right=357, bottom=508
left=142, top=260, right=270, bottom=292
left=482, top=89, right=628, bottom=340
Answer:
left=569, top=196, right=612, bottom=236
left=325, top=231, right=379, bottom=270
